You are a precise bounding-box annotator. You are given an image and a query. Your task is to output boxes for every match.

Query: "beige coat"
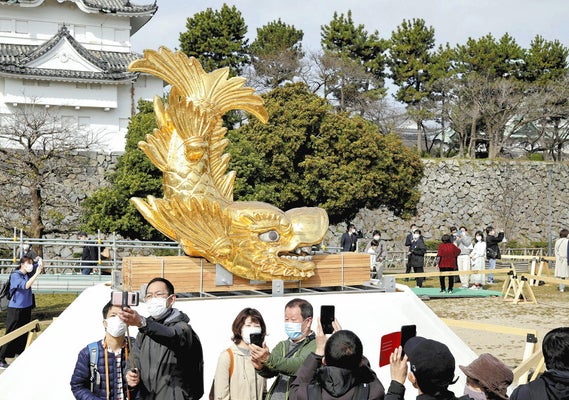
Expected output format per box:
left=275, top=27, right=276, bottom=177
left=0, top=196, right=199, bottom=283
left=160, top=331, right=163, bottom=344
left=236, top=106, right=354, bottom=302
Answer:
left=554, top=237, right=569, bottom=278
left=214, top=343, right=266, bottom=400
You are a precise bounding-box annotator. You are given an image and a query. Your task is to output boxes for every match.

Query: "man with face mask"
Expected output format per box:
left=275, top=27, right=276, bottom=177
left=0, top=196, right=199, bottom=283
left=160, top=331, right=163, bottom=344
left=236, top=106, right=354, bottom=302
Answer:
left=71, top=301, right=140, bottom=399
left=119, top=277, right=204, bottom=400
left=0, top=256, right=43, bottom=368
left=250, top=298, right=315, bottom=400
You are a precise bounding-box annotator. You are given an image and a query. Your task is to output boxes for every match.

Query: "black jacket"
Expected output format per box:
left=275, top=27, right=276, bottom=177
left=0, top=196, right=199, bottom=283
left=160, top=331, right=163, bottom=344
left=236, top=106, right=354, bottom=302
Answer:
left=408, top=237, right=427, bottom=268
left=486, top=232, right=504, bottom=259
left=510, top=370, right=569, bottom=400
left=290, top=353, right=385, bottom=400
left=133, top=308, right=203, bottom=400
left=384, top=380, right=469, bottom=400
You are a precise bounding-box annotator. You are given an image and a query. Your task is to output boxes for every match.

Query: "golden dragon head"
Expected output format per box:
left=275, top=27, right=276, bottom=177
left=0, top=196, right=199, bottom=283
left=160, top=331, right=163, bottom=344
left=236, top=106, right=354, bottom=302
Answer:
left=128, top=47, right=329, bottom=281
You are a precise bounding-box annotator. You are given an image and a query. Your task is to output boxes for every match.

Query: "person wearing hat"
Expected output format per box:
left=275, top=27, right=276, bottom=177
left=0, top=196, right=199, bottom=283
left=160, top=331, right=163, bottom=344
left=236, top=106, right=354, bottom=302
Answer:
left=510, top=327, right=569, bottom=400
left=386, top=336, right=468, bottom=400
left=459, top=353, right=513, bottom=400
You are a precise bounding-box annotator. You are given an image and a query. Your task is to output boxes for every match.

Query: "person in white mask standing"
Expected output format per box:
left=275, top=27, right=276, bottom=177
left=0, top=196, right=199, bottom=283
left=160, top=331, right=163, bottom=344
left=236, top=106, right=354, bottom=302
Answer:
left=119, top=277, right=204, bottom=400
left=250, top=298, right=315, bottom=400
left=0, top=256, right=43, bottom=368
left=212, top=308, right=267, bottom=400
left=70, top=301, right=140, bottom=399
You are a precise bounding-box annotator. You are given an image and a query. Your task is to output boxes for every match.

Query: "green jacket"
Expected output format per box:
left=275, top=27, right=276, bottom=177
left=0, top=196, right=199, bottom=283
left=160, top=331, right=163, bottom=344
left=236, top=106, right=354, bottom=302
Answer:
left=257, top=333, right=316, bottom=400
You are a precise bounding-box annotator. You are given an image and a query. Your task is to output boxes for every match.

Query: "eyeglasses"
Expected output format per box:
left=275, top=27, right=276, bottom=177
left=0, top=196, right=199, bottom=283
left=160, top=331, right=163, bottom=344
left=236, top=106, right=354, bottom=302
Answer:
left=144, top=291, right=169, bottom=302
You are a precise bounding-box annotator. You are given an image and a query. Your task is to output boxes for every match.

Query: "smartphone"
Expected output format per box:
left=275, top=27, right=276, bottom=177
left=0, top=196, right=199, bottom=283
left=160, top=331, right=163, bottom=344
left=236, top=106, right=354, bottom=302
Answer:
left=111, top=291, right=139, bottom=308
left=400, top=324, right=417, bottom=356
left=320, top=305, right=335, bottom=335
left=249, top=333, right=264, bottom=347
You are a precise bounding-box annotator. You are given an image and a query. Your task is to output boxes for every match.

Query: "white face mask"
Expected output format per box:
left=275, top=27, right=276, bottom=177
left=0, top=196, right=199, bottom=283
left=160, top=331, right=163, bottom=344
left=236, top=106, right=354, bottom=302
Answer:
left=24, top=263, right=34, bottom=273
left=413, top=233, right=420, bottom=239
left=373, top=235, right=380, bottom=240
left=241, top=326, right=262, bottom=344
left=106, top=316, right=127, bottom=338
left=476, top=236, right=482, bottom=241
left=146, top=297, right=169, bottom=318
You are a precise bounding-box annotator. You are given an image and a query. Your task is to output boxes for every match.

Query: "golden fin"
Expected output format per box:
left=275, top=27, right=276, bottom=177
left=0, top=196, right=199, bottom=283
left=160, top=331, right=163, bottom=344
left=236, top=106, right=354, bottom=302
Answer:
left=129, top=47, right=268, bottom=123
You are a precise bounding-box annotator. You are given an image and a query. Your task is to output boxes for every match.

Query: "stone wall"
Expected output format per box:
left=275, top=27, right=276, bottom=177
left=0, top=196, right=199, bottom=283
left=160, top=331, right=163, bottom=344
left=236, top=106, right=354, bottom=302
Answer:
left=0, top=151, right=119, bottom=237
left=328, top=159, right=569, bottom=251
left=5, top=154, right=568, bottom=253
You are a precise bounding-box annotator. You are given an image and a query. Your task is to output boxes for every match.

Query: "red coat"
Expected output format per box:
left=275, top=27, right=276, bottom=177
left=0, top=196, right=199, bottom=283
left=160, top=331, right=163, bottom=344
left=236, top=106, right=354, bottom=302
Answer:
left=436, top=243, right=461, bottom=269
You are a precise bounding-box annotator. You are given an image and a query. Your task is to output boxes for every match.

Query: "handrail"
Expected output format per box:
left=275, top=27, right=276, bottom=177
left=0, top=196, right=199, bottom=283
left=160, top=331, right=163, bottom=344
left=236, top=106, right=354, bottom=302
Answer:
left=512, top=348, right=545, bottom=384
left=0, top=319, right=41, bottom=349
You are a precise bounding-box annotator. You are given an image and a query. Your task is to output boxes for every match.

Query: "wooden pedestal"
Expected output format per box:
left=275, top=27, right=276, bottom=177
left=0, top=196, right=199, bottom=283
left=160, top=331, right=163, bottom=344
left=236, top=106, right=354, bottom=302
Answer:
left=121, top=253, right=372, bottom=293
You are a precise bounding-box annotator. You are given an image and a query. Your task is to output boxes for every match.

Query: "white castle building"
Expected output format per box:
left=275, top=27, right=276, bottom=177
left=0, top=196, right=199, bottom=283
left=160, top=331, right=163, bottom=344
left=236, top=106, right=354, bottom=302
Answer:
left=0, top=0, right=163, bottom=152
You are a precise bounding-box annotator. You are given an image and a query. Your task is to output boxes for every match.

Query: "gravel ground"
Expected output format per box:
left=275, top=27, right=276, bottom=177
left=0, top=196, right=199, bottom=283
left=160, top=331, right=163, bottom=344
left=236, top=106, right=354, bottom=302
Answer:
left=423, top=280, right=569, bottom=369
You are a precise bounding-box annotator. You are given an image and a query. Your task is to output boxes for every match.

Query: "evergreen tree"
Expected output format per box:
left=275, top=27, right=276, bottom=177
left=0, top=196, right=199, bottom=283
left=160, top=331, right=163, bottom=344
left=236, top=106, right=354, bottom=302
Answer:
left=179, top=4, right=249, bottom=75
left=249, top=19, right=304, bottom=89
left=455, top=33, right=525, bottom=80
left=81, top=100, right=165, bottom=240
left=320, top=10, right=387, bottom=113
left=388, top=18, right=436, bottom=152
left=524, top=35, right=569, bottom=83
left=228, top=83, right=423, bottom=223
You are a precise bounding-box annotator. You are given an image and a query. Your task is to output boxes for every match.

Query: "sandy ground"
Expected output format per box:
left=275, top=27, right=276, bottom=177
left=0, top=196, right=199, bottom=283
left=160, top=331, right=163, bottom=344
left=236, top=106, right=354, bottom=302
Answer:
left=424, top=282, right=569, bottom=369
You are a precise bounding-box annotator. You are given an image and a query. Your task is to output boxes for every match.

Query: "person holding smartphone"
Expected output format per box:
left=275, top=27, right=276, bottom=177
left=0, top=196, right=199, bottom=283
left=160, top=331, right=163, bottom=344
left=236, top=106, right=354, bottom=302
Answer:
left=70, top=301, right=140, bottom=399
left=251, top=298, right=316, bottom=400
left=290, top=319, right=385, bottom=400
left=212, top=308, right=267, bottom=400
left=0, top=256, right=43, bottom=368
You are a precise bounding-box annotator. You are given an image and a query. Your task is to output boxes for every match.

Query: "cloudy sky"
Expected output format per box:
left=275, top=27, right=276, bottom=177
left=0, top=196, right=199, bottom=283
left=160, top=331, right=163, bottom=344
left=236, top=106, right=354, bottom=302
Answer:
left=131, top=0, right=569, bottom=54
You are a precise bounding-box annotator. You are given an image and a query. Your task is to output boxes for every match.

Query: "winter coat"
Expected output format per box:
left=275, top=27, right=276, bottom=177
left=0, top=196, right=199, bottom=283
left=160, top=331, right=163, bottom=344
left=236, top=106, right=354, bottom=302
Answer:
left=554, top=237, right=569, bottom=278
left=213, top=343, right=266, bottom=400
left=133, top=308, right=204, bottom=400
left=70, top=339, right=139, bottom=400
left=486, top=232, right=504, bottom=260
left=289, top=353, right=385, bottom=400
left=436, top=243, right=461, bottom=270
left=408, top=237, right=427, bottom=268
left=257, top=334, right=316, bottom=400
left=384, top=380, right=469, bottom=400
left=510, top=370, right=569, bottom=400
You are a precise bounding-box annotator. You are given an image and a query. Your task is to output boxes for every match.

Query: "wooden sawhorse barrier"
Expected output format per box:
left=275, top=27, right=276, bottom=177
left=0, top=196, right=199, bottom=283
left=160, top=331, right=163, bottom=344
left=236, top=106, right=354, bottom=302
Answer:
left=502, top=268, right=537, bottom=304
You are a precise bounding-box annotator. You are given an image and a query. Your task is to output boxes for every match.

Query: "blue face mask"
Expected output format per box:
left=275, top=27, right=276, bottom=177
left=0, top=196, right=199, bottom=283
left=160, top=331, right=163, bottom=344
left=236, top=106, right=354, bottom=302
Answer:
left=284, top=322, right=303, bottom=340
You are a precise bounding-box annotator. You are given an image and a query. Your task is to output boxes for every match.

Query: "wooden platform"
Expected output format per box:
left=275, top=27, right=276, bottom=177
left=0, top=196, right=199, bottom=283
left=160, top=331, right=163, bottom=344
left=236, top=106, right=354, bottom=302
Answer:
left=121, top=253, right=371, bottom=292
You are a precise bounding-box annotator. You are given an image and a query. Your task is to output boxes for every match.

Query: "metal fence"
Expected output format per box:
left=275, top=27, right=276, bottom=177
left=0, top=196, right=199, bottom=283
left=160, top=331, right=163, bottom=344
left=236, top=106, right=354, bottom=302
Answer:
left=0, top=229, right=183, bottom=275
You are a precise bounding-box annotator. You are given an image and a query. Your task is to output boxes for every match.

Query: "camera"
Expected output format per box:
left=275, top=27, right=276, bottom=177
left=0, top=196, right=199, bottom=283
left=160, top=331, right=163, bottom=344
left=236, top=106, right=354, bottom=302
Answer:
left=111, top=291, right=139, bottom=308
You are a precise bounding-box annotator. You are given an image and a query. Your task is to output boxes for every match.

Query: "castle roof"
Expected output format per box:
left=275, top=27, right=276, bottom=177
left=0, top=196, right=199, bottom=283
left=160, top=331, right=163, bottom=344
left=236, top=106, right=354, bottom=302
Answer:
left=0, top=26, right=141, bottom=83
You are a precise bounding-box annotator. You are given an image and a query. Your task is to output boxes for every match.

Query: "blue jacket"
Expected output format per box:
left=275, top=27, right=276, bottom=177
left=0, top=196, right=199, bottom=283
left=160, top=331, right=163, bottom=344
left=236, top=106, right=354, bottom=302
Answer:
left=70, top=339, right=139, bottom=400
left=9, top=270, right=33, bottom=309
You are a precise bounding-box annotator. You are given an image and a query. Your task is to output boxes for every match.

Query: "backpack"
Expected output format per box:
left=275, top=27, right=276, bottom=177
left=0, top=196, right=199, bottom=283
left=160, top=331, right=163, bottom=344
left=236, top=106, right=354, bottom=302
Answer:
left=0, top=271, right=16, bottom=311
left=87, top=342, right=101, bottom=392
left=307, top=381, right=370, bottom=400
left=208, top=348, right=234, bottom=400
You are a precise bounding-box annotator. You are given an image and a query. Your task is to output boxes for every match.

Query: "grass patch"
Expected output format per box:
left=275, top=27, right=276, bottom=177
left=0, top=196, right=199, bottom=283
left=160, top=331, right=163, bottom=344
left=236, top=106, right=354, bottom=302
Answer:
left=0, top=293, right=77, bottom=334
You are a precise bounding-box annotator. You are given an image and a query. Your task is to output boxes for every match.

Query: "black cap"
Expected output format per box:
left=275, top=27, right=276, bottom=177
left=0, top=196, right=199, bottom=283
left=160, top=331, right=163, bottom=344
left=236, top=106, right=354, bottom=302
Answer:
left=404, top=336, right=455, bottom=395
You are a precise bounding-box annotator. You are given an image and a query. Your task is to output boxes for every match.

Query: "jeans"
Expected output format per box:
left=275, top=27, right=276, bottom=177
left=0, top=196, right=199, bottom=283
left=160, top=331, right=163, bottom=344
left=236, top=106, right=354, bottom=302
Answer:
left=488, top=258, right=496, bottom=282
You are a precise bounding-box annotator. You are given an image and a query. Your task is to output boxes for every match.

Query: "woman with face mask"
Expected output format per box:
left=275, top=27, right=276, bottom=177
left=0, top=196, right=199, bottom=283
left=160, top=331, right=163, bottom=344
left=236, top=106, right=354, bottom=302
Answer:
left=470, top=231, right=487, bottom=289
left=0, top=256, right=43, bottom=368
left=212, top=308, right=267, bottom=400
left=364, top=230, right=387, bottom=279
left=70, top=301, right=140, bottom=399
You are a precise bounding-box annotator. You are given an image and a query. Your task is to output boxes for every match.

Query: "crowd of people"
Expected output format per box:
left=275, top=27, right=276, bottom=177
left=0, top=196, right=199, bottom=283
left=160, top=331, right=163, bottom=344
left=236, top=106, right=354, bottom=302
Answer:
left=61, top=276, right=568, bottom=400
left=346, top=223, right=513, bottom=291
left=1, top=227, right=567, bottom=399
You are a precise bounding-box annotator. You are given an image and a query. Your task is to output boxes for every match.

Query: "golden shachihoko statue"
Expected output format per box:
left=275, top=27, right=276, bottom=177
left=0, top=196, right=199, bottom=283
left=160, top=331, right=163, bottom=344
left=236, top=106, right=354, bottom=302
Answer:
left=128, top=47, right=329, bottom=281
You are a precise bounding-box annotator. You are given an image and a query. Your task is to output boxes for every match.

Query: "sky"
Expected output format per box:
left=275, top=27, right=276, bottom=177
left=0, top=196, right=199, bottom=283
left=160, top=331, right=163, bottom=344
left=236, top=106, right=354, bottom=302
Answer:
left=131, top=0, right=569, bottom=55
